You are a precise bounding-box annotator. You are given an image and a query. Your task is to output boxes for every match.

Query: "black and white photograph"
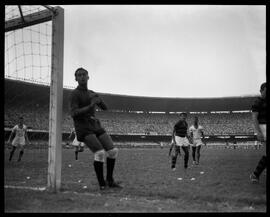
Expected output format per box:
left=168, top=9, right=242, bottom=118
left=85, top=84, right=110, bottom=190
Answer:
left=4, top=4, right=267, bottom=213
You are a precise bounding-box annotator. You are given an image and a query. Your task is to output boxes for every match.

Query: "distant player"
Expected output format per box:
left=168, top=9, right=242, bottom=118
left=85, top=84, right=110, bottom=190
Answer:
left=254, top=140, right=262, bottom=150
left=254, top=138, right=262, bottom=150
left=250, top=82, right=267, bottom=183
left=225, top=140, right=229, bottom=149
left=189, top=116, right=205, bottom=165
left=68, top=127, right=85, bottom=160
left=7, top=116, right=30, bottom=162
left=171, top=112, right=190, bottom=170
left=232, top=139, right=237, bottom=149
left=70, top=67, right=122, bottom=190
left=168, top=139, right=181, bottom=171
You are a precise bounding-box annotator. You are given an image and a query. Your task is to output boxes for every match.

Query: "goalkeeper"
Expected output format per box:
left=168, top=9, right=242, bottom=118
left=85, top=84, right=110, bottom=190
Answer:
left=70, top=67, right=122, bottom=190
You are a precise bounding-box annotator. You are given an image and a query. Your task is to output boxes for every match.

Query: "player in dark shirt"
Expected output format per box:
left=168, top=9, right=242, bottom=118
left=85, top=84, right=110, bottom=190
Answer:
left=70, top=68, right=122, bottom=190
left=170, top=112, right=191, bottom=170
left=250, top=82, right=267, bottom=183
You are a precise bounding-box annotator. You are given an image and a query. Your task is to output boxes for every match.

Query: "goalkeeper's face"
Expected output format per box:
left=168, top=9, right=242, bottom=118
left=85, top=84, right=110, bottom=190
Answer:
left=75, top=70, right=89, bottom=86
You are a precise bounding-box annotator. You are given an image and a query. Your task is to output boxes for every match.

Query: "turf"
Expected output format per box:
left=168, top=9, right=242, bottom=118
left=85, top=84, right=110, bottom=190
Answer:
left=4, top=144, right=266, bottom=212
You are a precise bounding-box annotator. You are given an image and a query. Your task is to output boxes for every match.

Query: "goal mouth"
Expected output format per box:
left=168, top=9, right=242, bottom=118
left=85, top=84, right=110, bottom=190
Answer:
left=5, top=5, right=64, bottom=192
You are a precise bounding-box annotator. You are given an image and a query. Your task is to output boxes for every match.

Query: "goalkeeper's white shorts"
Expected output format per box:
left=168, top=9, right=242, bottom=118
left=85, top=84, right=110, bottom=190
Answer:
left=175, top=136, right=190, bottom=147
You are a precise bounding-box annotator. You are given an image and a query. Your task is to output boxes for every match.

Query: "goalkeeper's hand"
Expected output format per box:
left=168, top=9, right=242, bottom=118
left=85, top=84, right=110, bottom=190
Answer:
left=89, top=95, right=107, bottom=110
left=90, top=96, right=101, bottom=106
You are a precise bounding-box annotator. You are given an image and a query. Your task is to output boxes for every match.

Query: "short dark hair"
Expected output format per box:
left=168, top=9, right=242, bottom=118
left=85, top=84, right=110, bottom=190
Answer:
left=180, top=112, right=187, bottom=116
left=260, top=82, right=266, bottom=91
left=75, top=67, right=88, bottom=77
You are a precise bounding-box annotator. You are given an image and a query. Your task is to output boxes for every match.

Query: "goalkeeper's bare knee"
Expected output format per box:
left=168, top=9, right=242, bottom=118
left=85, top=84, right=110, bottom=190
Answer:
left=94, top=149, right=105, bottom=162
left=107, top=147, right=118, bottom=159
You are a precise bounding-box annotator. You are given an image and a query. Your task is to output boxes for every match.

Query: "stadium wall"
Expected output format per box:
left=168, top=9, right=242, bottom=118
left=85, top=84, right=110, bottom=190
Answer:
left=4, top=128, right=256, bottom=144
left=5, top=79, right=258, bottom=112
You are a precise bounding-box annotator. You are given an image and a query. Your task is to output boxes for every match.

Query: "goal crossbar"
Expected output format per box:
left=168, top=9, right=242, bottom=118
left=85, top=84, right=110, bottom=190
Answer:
left=5, top=9, right=54, bottom=32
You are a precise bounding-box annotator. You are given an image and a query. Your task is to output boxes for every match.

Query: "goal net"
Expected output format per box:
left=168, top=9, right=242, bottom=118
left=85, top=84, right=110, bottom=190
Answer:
left=5, top=5, right=64, bottom=192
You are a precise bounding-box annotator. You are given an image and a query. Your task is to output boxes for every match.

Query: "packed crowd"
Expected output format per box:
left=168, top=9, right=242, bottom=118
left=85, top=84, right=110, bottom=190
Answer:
left=5, top=102, right=254, bottom=135
left=95, top=111, right=254, bottom=135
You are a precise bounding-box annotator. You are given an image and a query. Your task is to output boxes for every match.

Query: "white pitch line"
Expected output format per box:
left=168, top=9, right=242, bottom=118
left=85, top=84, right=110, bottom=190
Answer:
left=64, top=191, right=102, bottom=197
left=4, top=185, right=46, bottom=191
left=4, top=185, right=103, bottom=196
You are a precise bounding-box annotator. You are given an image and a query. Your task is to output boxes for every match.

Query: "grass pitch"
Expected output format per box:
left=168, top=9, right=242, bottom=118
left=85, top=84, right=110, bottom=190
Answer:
left=4, top=144, right=266, bottom=212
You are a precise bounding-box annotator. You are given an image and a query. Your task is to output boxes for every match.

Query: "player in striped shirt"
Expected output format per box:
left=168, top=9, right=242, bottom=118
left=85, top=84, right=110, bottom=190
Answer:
left=7, top=116, right=30, bottom=162
left=189, top=116, right=205, bottom=165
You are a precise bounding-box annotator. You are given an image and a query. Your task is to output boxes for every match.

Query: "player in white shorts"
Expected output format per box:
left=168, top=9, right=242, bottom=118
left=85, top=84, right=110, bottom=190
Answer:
left=68, top=127, right=85, bottom=160
left=7, top=116, right=30, bottom=162
left=189, top=116, right=205, bottom=165
left=171, top=112, right=191, bottom=170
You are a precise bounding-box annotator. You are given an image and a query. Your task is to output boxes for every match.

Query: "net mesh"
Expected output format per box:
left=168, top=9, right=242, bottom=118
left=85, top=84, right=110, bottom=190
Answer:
left=5, top=5, right=54, bottom=188
left=5, top=6, right=52, bottom=84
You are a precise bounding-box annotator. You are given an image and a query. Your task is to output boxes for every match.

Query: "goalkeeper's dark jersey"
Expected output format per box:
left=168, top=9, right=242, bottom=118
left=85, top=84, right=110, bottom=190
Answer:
left=70, top=85, right=96, bottom=121
left=251, top=97, right=266, bottom=124
left=174, top=120, right=188, bottom=137
left=70, top=85, right=106, bottom=141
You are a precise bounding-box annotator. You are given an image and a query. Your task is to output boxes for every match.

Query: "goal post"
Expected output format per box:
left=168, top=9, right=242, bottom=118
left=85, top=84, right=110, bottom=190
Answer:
left=48, top=6, right=64, bottom=192
left=5, top=5, right=64, bottom=192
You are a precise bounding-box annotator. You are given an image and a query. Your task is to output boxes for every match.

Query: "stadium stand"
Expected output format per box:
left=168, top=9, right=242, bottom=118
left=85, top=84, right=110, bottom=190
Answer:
left=5, top=79, right=256, bottom=136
